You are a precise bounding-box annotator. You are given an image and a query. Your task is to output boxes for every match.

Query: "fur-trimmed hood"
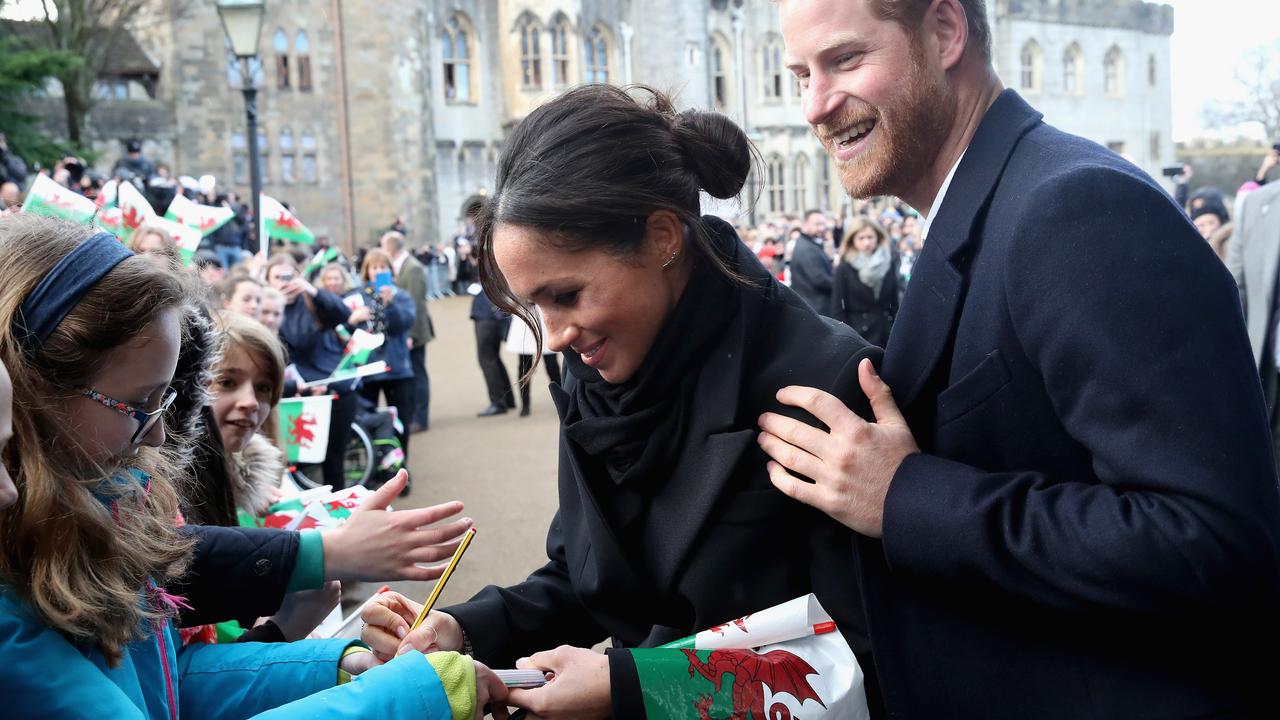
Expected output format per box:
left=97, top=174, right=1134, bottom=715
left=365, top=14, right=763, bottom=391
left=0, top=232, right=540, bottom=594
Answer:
left=168, top=301, right=220, bottom=472
left=227, top=433, right=284, bottom=518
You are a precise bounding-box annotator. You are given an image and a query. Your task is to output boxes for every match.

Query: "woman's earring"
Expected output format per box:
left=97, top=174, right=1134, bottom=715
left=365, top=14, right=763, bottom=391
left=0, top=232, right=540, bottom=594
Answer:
left=662, top=251, right=679, bottom=269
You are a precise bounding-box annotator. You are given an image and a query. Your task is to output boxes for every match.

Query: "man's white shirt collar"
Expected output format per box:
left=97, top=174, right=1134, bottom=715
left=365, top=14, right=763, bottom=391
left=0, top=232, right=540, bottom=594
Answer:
left=920, top=150, right=967, bottom=242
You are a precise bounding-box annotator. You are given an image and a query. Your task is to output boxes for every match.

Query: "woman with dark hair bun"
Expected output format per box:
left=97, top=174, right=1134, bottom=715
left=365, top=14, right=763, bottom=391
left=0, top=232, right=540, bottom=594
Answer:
left=361, top=85, right=882, bottom=717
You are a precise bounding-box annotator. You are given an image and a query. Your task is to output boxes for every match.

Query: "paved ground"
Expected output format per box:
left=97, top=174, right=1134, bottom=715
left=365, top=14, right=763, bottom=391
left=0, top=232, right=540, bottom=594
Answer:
left=346, top=295, right=563, bottom=615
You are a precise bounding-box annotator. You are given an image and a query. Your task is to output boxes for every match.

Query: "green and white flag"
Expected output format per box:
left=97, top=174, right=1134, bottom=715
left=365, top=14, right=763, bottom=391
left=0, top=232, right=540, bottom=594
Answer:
left=261, top=193, right=315, bottom=244
left=165, top=193, right=234, bottom=236
left=116, top=180, right=156, bottom=234
left=277, top=395, right=333, bottom=464
left=336, top=329, right=384, bottom=371
left=304, top=246, right=340, bottom=276
left=21, top=174, right=97, bottom=224
left=632, top=595, right=869, bottom=719
left=297, top=360, right=389, bottom=389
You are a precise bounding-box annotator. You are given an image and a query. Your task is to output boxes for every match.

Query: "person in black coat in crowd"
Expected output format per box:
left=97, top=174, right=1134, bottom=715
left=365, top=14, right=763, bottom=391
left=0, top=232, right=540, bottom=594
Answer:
left=788, top=209, right=835, bottom=315
left=470, top=282, right=515, bottom=416
left=831, top=217, right=898, bottom=347
left=762, top=1, right=1280, bottom=717
left=357, top=85, right=882, bottom=718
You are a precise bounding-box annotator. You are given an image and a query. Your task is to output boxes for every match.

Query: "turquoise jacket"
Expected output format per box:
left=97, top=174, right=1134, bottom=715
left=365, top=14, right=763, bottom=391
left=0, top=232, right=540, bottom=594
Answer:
left=0, top=589, right=456, bottom=720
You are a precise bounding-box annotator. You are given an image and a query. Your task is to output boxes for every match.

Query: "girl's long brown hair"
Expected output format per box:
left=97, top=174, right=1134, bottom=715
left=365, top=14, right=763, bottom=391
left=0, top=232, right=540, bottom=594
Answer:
left=0, top=214, right=196, bottom=666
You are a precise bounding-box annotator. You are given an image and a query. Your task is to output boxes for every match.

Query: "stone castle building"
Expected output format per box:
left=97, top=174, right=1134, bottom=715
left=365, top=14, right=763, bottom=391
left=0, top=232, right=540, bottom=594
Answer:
left=77, top=0, right=1174, bottom=251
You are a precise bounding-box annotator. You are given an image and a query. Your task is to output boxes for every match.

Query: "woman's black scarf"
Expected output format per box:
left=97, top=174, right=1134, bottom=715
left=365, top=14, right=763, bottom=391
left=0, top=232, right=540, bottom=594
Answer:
left=562, top=223, right=740, bottom=537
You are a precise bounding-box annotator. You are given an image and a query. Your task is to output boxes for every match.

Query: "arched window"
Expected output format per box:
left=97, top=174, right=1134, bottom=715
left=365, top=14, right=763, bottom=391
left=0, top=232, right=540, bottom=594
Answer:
left=584, top=25, right=610, bottom=84
left=1062, top=43, right=1083, bottom=96
left=549, top=15, right=571, bottom=89
left=301, top=132, right=318, bottom=184
left=442, top=14, right=475, bottom=102
left=1019, top=39, right=1042, bottom=94
left=767, top=154, right=786, bottom=214
left=232, top=131, right=248, bottom=184
left=761, top=36, right=784, bottom=102
left=273, top=28, right=290, bottom=90
left=1148, top=54, right=1156, bottom=87
left=710, top=33, right=732, bottom=111
left=517, top=13, right=543, bottom=90
left=295, top=31, right=312, bottom=91
left=793, top=154, right=810, bottom=211
left=257, top=129, right=270, bottom=183
left=279, top=130, right=295, bottom=184
left=1104, top=46, right=1124, bottom=98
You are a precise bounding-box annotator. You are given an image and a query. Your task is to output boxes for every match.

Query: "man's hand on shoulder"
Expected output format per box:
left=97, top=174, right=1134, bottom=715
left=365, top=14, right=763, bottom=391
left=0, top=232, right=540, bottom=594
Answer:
left=757, top=358, right=919, bottom=537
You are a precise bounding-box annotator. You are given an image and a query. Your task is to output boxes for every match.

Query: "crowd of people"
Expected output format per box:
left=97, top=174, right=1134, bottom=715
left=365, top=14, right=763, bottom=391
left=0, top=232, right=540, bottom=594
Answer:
left=2, top=0, right=1280, bottom=718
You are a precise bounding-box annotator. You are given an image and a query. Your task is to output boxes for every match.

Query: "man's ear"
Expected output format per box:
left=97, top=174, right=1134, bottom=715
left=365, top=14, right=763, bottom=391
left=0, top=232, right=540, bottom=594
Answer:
left=930, top=0, right=970, bottom=71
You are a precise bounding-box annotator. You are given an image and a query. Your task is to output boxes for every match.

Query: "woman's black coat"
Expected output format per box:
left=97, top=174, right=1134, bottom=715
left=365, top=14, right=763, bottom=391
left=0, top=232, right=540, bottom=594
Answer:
left=444, top=217, right=881, bottom=715
left=831, top=252, right=899, bottom=348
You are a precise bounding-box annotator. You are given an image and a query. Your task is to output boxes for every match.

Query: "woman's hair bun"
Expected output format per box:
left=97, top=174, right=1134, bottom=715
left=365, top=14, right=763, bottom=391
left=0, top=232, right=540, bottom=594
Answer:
left=672, top=109, right=753, bottom=200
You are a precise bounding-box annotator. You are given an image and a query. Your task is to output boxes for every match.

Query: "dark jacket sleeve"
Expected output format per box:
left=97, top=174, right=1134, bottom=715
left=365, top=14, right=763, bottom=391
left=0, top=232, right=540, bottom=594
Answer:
left=382, top=288, right=416, bottom=335
left=310, top=288, right=353, bottom=329
left=441, top=510, right=608, bottom=668
left=884, top=167, right=1280, bottom=615
left=171, top=524, right=300, bottom=627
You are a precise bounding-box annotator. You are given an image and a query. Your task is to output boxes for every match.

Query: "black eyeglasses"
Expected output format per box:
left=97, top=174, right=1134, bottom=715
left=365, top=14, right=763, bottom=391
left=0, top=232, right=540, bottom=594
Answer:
left=78, top=386, right=178, bottom=445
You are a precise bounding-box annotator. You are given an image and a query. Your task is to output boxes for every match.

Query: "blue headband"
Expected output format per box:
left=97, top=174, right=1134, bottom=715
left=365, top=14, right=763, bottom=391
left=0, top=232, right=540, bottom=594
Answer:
left=14, top=231, right=134, bottom=352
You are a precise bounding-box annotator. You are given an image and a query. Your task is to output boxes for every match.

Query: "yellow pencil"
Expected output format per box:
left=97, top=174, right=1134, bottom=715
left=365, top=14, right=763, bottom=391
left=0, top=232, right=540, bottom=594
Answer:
left=409, top=526, right=477, bottom=632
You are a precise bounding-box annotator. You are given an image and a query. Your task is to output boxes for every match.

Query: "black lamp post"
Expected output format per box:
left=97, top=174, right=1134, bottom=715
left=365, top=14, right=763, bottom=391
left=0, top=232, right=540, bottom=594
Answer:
left=217, top=0, right=266, bottom=254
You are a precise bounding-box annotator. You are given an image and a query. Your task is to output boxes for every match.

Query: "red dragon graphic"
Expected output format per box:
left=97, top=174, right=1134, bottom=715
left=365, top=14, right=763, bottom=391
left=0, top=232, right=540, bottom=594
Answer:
left=684, top=648, right=826, bottom=720
left=288, top=412, right=317, bottom=447
left=274, top=211, right=301, bottom=231
left=122, top=205, right=146, bottom=230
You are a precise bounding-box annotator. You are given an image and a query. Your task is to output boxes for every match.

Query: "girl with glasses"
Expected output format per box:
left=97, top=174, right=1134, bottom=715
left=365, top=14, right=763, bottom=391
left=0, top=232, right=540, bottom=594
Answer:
left=0, top=214, right=506, bottom=719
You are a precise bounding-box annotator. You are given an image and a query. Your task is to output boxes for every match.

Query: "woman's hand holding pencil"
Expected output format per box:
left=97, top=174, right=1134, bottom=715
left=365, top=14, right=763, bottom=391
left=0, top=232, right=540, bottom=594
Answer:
left=359, top=526, right=475, bottom=665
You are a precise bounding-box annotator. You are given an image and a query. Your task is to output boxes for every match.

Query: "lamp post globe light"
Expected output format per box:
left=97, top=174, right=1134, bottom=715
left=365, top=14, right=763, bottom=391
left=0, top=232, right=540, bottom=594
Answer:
left=217, top=0, right=266, bottom=255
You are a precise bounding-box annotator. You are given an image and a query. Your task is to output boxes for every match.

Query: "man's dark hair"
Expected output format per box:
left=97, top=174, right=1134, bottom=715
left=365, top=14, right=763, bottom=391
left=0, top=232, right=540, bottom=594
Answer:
left=474, top=84, right=759, bottom=358
left=804, top=209, right=824, bottom=220
left=871, top=0, right=990, bottom=59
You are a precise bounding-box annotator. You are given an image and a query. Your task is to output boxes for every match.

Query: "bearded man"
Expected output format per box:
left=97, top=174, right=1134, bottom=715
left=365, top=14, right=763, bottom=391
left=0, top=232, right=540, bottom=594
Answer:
left=757, top=0, right=1280, bottom=716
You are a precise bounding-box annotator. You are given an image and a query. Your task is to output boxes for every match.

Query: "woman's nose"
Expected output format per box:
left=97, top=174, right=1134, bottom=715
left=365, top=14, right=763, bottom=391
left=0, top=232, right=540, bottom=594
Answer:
left=543, top=316, right=577, bottom=353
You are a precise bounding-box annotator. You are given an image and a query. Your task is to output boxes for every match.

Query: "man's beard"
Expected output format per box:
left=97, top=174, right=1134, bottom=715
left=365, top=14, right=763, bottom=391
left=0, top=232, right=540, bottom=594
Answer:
left=819, top=52, right=955, bottom=201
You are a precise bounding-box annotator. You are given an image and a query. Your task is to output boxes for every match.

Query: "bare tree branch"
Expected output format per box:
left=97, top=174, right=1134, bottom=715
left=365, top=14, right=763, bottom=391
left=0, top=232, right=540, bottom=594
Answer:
left=1206, top=42, right=1280, bottom=141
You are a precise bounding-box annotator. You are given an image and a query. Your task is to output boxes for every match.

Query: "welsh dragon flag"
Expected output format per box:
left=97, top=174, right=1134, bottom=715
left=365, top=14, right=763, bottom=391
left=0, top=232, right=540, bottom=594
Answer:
left=277, top=395, right=333, bottom=464
left=116, top=180, right=156, bottom=234
left=631, top=595, right=869, bottom=719
left=165, top=193, right=234, bottom=236
left=261, top=193, right=315, bottom=244
left=304, top=246, right=341, bottom=276
left=336, top=329, right=384, bottom=371
left=21, top=174, right=97, bottom=224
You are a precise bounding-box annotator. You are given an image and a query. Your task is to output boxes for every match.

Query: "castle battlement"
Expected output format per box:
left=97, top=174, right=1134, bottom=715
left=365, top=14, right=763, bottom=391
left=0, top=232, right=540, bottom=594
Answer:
left=1001, top=0, right=1174, bottom=35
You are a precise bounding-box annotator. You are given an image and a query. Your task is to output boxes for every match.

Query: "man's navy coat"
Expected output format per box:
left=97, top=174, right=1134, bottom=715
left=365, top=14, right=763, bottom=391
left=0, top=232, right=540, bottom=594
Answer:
left=861, top=90, right=1280, bottom=718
